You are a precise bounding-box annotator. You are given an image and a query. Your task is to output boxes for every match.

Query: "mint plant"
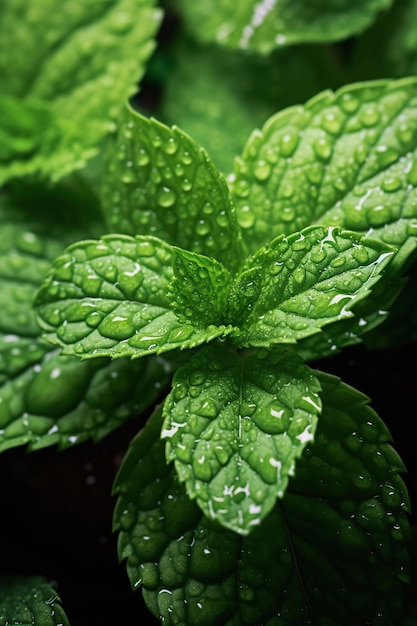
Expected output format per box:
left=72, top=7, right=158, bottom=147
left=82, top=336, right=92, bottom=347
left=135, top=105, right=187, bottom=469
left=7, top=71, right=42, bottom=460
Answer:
left=2, top=0, right=417, bottom=624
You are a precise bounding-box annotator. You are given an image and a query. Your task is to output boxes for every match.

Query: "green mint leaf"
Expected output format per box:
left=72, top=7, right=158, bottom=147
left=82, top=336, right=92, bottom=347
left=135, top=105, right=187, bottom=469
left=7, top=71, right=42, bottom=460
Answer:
left=0, top=344, right=172, bottom=452
left=0, top=575, right=70, bottom=626
left=287, top=370, right=410, bottom=622
left=114, top=374, right=409, bottom=624
left=231, top=78, right=417, bottom=264
left=229, top=225, right=394, bottom=348
left=170, top=247, right=233, bottom=327
left=176, top=0, right=392, bottom=53
left=102, top=103, right=245, bottom=273
left=0, top=189, right=170, bottom=453
left=159, top=37, right=342, bottom=175
left=0, top=0, right=162, bottom=183
left=162, top=344, right=321, bottom=534
left=35, top=235, right=233, bottom=358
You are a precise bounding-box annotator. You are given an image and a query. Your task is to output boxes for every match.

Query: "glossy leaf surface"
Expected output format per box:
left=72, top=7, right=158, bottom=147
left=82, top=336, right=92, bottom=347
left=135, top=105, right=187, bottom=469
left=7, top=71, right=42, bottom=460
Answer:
left=229, top=226, right=393, bottom=348
left=162, top=345, right=321, bottom=534
left=0, top=0, right=162, bottom=183
left=102, top=103, right=245, bottom=273
left=176, top=0, right=392, bottom=52
left=231, top=78, right=417, bottom=267
left=35, top=234, right=233, bottom=358
left=114, top=372, right=410, bottom=624
left=0, top=189, right=171, bottom=452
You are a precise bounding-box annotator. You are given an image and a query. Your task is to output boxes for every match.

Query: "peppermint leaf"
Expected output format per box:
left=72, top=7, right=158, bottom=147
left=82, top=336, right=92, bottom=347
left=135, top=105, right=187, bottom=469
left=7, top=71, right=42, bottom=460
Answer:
left=231, top=78, right=417, bottom=266
left=102, top=103, right=245, bottom=273
left=0, top=190, right=173, bottom=452
left=162, top=344, right=321, bottom=534
left=35, top=235, right=233, bottom=358
left=229, top=226, right=394, bottom=348
left=175, top=0, right=393, bottom=53
left=0, top=0, right=162, bottom=183
left=114, top=373, right=409, bottom=624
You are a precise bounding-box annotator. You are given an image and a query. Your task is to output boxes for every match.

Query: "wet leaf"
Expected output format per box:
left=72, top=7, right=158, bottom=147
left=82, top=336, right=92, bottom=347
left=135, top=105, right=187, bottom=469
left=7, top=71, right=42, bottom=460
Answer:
left=0, top=189, right=171, bottom=452
left=228, top=225, right=394, bottom=348
left=35, top=234, right=233, bottom=358
left=175, top=0, right=393, bottom=53
left=231, top=77, right=417, bottom=269
left=0, top=0, right=162, bottom=183
left=102, top=102, right=245, bottom=273
left=0, top=575, right=70, bottom=625
left=114, top=372, right=410, bottom=624
left=162, top=345, right=321, bottom=534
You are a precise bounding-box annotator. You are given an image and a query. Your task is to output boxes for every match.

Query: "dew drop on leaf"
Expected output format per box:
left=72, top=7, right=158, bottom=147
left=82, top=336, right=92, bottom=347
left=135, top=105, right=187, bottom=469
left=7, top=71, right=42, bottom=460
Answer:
left=406, top=160, right=417, bottom=186
left=163, top=137, right=179, bottom=155
left=157, top=186, right=176, bottom=207
left=313, top=136, right=332, bottom=161
left=376, top=145, right=399, bottom=168
left=99, top=314, right=135, bottom=340
left=253, top=160, right=271, bottom=181
left=381, top=176, right=401, bottom=192
left=367, top=203, right=391, bottom=226
left=281, top=206, right=295, bottom=222
left=280, top=130, right=299, bottom=157
left=321, top=109, right=344, bottom=135
left=339, top=92, right=360, bottom=113
left=359, top=104, right=380, bottom=127
left=137, top=148, right=150, bottom=166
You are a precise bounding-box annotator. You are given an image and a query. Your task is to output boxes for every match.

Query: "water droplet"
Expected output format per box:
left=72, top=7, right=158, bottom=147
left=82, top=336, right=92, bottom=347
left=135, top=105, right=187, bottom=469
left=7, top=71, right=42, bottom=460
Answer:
left=339, top=92, right=360, bottom=114
left=354, top=143, right=368, bottom=165
left=189, top=370, right=205, bottom=386
left=397, top=122, right=414, bottom=145
left=376, top=145, right=398, bottom=168
left=293, top=267, right=306, bottom=284
left=278, top=206, right=294, bottom=223
left=99, top=314, right=135, bottom=340
left=367, top=204, right=391, bottom=227
left=192, top=455, right=213, bottom=481
left=281, top=182, right=295, bottom=198
left=86, top=311, right=103, bottom=327
left=313, top=136, right=332, bottom=161
left=234, top=179, right=250, bottom=198
left=238, top=205, right=255, bottom=229
left=197, top=399, right=218, bottom=418
left=351, top=246, right=369, bottom=264
left=381, top=176, right=401, bottom=193
left=280, top=130, right=299, bottom=157
left=359, top=104, right=380, bottom=127
left=253, top=160, right=271, bottom=181
left=321, top=109, right=344, bottom=135
left=157, top=186, right=176, bottom=207
left=168, top=325, right=194, bottom=343
left=406, top=159, right=417, bottom=186
left=118, top=503, right=136, bottom=531
left=137, top=148, right=150, bottom=166
left=196, top=220, right=210, bottom=235
left=121, top=163, right=136, bottom=184
left=163, top=137, right=179, bottom=155
left=182, top=151, right=192, bottom=165
left=136, top=241, right=155, bottom=257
